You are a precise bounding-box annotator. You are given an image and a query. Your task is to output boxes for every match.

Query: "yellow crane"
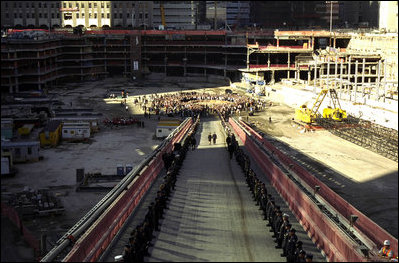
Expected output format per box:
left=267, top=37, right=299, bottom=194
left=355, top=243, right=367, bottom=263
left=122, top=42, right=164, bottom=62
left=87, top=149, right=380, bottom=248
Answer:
left=295, top=88, right=347, bottom=124
left=160, top=3, right=166, bottom=29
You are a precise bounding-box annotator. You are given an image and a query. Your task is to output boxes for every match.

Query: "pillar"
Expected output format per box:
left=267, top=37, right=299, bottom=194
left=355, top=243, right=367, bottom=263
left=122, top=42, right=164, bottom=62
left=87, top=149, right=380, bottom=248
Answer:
left=224, top=54, right=227, bottom=77
left=287, top=52, right=290, bottom=79
left=267, top=53, right=270, bottom=68
left=347, top=56, right=351, bottom=96
left=327, top=56, right=330, bottom=88
left=339, top=59, right=343, bottom=99
left=308, top=70, right=311, bottom=84
left=314, top=58, right=317, bottom=86
left=377, top=60, right=381, bottom=101
left=383, top=61, right=387, bottom=102
left=361, top=58, right=365, bottom=97
left=354, top=60, right=358, bottom=102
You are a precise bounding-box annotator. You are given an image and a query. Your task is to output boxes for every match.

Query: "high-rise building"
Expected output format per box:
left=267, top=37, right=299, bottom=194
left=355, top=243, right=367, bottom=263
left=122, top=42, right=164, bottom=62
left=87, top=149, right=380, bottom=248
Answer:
left=153, top=1, right=197, bottom=30
left=61, top=1, right=112, bottom=28
left=1, top=1, right=62, bottom=29
left=379, top=1, right=398, bottom=32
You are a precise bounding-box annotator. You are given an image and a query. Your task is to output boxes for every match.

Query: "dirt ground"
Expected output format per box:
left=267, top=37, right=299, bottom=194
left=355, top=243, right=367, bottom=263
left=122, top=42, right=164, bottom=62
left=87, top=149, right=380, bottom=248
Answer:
left=1, top=77, right=397, bottom=261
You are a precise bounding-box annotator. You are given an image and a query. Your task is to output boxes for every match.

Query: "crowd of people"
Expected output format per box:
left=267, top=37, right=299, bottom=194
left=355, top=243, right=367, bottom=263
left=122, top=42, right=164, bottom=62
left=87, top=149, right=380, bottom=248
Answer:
left=132, top=91, right=268, bottom=120
left=118, top=120, right=199, bottom=262
left=225, top=131, right=314, bottom=262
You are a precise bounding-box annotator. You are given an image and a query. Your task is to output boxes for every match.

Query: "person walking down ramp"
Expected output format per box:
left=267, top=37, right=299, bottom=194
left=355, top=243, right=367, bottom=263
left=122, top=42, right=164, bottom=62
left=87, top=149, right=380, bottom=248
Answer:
left=208, top=133, right=212, bottom=145
left=212, top=132, right=217, bottom=145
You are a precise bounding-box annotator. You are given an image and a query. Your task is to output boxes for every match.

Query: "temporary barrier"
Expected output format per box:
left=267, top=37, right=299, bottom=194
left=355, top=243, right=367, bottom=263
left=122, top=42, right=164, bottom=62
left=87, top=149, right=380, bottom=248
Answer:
left=237, top=119, right=398, bottom=257
left=63, top=118, right=193, bottom=262
left=1, top=202, right=41, bottom=256
left=229, top=118, right=367, bottom=262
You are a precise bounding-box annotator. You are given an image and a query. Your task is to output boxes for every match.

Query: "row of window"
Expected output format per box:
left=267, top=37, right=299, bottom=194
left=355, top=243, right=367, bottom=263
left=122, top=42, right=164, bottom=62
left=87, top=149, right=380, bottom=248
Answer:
left=7, top=12, right=149, bottom=20
left=8, top=13, right=60, bottom=19
left=63, top=2, right=110, bottom=9
left=5, top=2, right=60, bottom=8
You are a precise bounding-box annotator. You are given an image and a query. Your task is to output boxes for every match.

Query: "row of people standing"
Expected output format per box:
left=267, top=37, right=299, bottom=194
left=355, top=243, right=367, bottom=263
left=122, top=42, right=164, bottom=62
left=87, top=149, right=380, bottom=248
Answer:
left=120, top=122, right=199, bottom=262
left=225, top=132, right=314, bottom=262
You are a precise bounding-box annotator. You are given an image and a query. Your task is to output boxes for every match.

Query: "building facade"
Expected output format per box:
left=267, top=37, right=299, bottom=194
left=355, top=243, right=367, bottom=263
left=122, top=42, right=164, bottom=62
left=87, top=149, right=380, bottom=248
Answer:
left=1, top=1, right=62, bottom=29
left=153, top=1, right=197, bottom=30
left=379, top=1, right=398, bottom=32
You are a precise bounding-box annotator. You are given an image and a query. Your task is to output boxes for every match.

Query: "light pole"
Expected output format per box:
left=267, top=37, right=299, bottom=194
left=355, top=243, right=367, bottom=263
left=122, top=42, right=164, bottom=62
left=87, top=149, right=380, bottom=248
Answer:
left=326, top=1, right=338, bottom=33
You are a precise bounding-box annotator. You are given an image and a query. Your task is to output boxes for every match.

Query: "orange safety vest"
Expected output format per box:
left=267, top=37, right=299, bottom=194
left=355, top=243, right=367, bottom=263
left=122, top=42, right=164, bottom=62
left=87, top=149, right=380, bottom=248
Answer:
left=382, top=247, right=393, bottom=257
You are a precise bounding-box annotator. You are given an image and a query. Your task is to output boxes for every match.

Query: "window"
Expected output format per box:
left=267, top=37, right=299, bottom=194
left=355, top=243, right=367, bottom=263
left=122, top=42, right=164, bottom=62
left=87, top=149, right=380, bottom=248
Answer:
left=51, top=3, right=54, bottom=8
left=76, top=3, right=79, bottom=8
left=69, top=3, right=72, bottom=8
left=64, top=130, right=68, bottom=133
left=14, top=13, right=17, bottom=19
left=94, top=3, right=97, bottom=8
left=44, top=3, right=46, bottom=8
left=38, top=2, right=41, bottom=8
left=57, top=13, right=60, bottom=18
left=14, top=2, right=16, bottom=8
left=70, top=130, right=75, bottom=134
left=89, top=3, right=91, bottom=8
left=89, top=13, right=92, bottom=18
left=120, top=13, right=122, bottom=19
left=127, top=13, right=129, bottom=18
left=63, top=3, right=66, bottom=8
left=81, top=13, right=84, bottom=18
left=107, top=13, right=110, bottom=18
left=56, top=3, right=59, bottom=8
left=114, top=13, right=117, bottom=18
left=52, top=13, right=54, bottom=18
left=19, top=2, right=22, bottom=8
left=81, top=3, right=84, bottom=8
left=145, top=13, right=148, bottom=19
left=5, top=2, right=7, bottom=8
left=94, top=13, right=97, bottom=18
left=26, top=13, right=30, bottom=18
left=32, top=3, right=35, bottom=8
left=101, top=3, right=104, bottom=8
left=107, top=3, right=110, bottom=8
left=101, top=13, right=104, bottom=18
left=20, top=13, right=23, bottom=18
left=76, top=13, right=79, bottom=18
left=6, top=13, right=9, bottom=18
left=28, top=147, right=32, bottom=155
left=39, top=13, right=42, bottom=18
left=158, top=129, right=162, bottom=133
left=139, top=13, right=142, bottom=19
left=44, top=13, right=47, bottom=18
left=15, top=148, right=21, bottom=157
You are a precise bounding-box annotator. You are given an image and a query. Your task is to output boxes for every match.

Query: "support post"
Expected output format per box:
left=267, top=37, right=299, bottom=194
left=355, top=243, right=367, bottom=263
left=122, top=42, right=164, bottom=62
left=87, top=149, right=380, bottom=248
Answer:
left=347, top=56, right=351, bottom=96
left=339, top=58, right=343, bottom=99
left=362, top=58, right=365, bottom=98
left=377, top=60, right=381, bottom=101
left=287, top=52, right=290, bottom=79
left=354, top=60, right=358, bottom=102
left=314, top=57, right=317, bottom=86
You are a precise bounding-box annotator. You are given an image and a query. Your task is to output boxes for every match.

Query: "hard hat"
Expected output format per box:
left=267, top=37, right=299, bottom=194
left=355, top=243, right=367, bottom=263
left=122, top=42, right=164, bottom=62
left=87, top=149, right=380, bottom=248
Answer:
left=384, top=240, right=390, bottom=246
left=283, top=213, right=289, bottom=218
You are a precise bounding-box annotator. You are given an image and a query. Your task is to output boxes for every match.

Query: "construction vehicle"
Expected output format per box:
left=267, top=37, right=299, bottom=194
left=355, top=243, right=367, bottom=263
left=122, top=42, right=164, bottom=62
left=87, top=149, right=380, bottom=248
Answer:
left=295, top=88, right=347, bottom=124
left=160, top=3, right=166, bottom=30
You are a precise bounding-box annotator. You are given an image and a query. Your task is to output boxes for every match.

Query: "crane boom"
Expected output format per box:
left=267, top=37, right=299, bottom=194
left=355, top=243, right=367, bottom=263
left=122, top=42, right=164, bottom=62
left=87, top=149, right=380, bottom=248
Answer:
left=160, top=3, right=166, bottom=28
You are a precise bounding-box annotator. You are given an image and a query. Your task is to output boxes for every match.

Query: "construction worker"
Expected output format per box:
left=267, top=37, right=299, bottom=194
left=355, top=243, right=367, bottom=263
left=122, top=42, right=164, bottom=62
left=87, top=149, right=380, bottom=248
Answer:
left=379, top=240, right=394, bottom=259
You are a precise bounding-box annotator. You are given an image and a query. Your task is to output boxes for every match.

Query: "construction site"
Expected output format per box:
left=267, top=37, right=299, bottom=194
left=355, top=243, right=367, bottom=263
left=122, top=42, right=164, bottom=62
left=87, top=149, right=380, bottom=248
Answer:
left=1, top=12, right=398, bottom=263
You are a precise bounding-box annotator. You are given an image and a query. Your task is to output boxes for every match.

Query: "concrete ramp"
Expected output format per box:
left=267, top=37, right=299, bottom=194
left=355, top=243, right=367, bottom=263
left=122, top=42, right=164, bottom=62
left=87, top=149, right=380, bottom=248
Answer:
left=148, top=119, right=285, bottom=262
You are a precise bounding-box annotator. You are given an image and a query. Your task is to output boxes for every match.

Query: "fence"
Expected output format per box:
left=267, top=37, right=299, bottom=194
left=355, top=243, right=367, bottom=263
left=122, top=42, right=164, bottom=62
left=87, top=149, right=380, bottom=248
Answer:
left=229, top=118, right=367, bottom=262
left=62, top=118, right=193, bottom=262
left=1, top=202, right=41, bottom=257
left=236, top=119, right=398, bottom=258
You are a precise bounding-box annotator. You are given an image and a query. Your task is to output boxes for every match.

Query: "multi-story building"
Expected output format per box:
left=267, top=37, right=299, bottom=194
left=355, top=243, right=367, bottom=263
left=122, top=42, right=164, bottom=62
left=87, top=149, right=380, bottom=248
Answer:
left=379, top=1, right=398, bottom=32
left=225, top=1, right=250, bottom=28
left=153, top=1, right=197, bottom=30
left=111, top=1, right=153, bottom=28
left=1, top=1, right=62, bottom=29
left=61, top=1, right=112, bottom=28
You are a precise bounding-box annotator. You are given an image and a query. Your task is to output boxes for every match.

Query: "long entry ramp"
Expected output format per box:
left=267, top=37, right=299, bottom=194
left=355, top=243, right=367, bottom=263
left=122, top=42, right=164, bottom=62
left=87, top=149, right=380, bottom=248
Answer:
left=146, top=118, right=324, bottom=262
